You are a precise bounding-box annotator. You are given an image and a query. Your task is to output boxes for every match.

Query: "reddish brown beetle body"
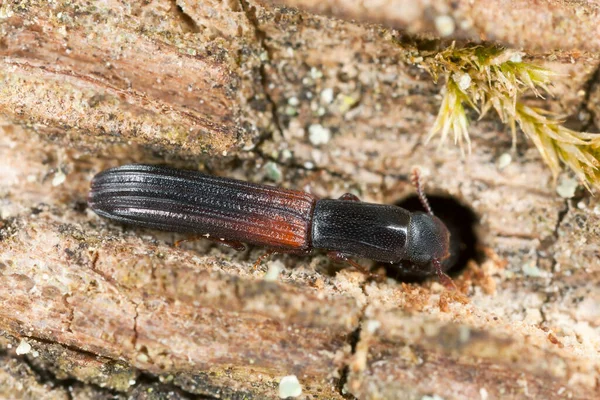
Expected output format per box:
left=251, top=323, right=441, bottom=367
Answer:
left=88, top=164, right=451, bottom=282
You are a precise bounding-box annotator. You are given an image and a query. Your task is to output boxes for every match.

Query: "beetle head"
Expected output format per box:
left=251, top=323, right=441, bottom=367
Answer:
left=405, top=212, right=450, bottom=266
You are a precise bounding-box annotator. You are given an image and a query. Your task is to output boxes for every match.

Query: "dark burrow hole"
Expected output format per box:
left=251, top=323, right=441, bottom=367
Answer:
left=381, top=195, right=480, bottom=283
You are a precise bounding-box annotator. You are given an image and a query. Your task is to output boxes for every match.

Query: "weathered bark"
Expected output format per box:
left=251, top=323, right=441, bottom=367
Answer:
left=1, top=1, right=599, bottom=399
left=269, top=0, right=600, bottom=53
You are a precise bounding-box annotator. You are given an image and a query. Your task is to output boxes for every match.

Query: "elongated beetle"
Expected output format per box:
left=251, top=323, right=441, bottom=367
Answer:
left=88, top=164, right=453, bottom=287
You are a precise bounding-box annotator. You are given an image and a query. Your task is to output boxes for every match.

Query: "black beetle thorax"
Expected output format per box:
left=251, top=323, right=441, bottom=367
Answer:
left=311, top=199, right=410, bottom=263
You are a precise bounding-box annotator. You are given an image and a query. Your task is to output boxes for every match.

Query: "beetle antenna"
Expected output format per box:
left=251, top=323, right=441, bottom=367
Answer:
left=411, top=168, right=434, bottom=216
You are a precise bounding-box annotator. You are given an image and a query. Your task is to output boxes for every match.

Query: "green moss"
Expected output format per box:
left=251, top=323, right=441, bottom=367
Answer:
left=422, top=43, right=600, bottom=191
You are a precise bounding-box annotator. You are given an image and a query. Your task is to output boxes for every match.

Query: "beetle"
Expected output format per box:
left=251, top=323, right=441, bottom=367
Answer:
left=88, top=164, right=453, bottom=287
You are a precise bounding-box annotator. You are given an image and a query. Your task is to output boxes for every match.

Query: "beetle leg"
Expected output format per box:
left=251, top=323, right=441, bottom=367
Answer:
left=174, top=236, right=198, bottom=248
left=338, top=193, right=361, bottom=202
left=175, top=235, right=247, bottom=251
left=327, top=251, right=384, bottom=281
left=214, top=238, right=247, bottom=251
left=253, top=249, right=275, bottom=270
left=432, top=258, right=457, bottom=291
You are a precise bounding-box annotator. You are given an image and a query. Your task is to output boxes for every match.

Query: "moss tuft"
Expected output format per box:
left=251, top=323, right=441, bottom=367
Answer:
left=422, top=43, right=600, bottom=191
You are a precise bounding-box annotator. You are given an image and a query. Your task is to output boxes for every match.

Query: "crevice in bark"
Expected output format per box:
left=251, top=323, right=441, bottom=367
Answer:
left=132, top=372, right=219, bottom=399
left=338, top=274, right=383, bottom=400
left=539, top=291, right=552, bottom=326
left=494, top=232, right=541, bottom=240
left=553, top=199, right=569, bottom=239
left=63, top=293, right=74, bottom=334
left=170, top=0, right=201, bottom=33
left=20, top=335, right=103, bottom=361
left=3, top=337, right=219, bottom=399
left=548, top=198, right=569, bottom=270
left=253, top=148, right=350, bottom=180
left=132, top=302, right=140, bottom=350
left=15, top=351, right=100, bottom=400
left=337, top=325, right=361, bottom=399
left=66, top=384, right=74, bottom=400
left=20, top=352, right=62, bottom=386
left=578, top=63, right=600, bottom=132
left=239, top=0, right=285, bottom=147
left=88, top=250, right=127, bottom=292
left=538, top=198, right=569, bottom=327
left=0, top=216, right=18, bottom=242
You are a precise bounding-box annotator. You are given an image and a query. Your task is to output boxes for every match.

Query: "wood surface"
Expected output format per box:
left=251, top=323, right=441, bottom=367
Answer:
left=1, top=0, right=599, bottom=399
